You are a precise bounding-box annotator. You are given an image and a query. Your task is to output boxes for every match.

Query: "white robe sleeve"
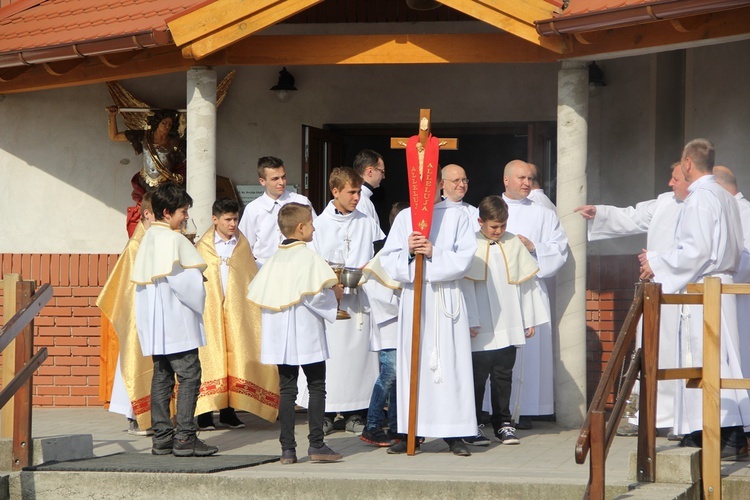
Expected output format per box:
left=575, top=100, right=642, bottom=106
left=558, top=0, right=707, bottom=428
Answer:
left=165, top=265, right=206, bottom=315
left=424, top=211, right=477, bottom=282
left=532, top=214, right=569, bottom=279
left=361, top=280, right=399, bottom=326
left=648, top=199, right=716, bottom=293
left=518, top=278, right=550, bottom=328
left=380, top=212, right=416, bottom=283
left=588, top=199, right=658, bottom=241
left=301, top=289, right=338, bottom=324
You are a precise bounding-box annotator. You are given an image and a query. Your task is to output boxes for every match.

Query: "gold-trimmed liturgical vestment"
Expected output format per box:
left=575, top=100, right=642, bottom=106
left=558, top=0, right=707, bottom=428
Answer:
left=195, top=227, right=279, bottom=422
left=96, top=222, right=154, bottom=429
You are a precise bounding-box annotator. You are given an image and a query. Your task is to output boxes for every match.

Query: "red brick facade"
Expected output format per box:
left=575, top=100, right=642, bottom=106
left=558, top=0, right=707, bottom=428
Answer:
left=2, top=252, right=639, bottom=408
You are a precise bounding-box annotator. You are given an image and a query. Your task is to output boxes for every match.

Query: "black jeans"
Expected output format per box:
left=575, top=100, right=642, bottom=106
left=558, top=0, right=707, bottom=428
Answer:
left=472, top=346, right=517, bottom=430
left=278, top=362, right=326, bottom=451
left=151, top=349, right=201, bottom=445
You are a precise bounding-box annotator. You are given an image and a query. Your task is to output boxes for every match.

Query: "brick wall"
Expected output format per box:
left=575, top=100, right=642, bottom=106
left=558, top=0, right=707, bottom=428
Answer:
left=1, top=253, right=117, bottom=407
left=2, top=251, right=641, bottom=409
left=585, top=254, right=642, bottom=407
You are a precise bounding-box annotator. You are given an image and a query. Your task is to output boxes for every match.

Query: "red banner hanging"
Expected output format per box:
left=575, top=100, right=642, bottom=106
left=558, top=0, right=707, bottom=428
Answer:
left=405, top=134, right=440, bottom=236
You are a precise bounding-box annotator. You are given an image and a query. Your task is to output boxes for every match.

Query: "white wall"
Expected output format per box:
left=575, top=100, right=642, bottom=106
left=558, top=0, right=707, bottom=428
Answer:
left=0, top=63, right=559, bottom=254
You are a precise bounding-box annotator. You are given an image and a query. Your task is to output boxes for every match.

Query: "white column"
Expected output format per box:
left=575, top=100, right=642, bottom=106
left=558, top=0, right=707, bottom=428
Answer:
left=186, top=66, right=217, bottom=238
left=555, top=60, right=589, bottom=428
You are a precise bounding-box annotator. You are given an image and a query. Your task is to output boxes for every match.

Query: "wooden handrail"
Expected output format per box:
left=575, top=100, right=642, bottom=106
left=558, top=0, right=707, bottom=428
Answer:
left=0, top=284, right=52, bottom=351
left=575, top=281, right=644, bottom=465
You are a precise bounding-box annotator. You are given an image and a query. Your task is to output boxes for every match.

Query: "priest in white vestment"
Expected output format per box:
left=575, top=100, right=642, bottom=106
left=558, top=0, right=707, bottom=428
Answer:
left=640, top=140, right=750, bottom=454
left=238, top=156, right=315, bottom=267
left=380, top=194, right=478, bottom=454
left=299, top=167, right=384, bottom=431
left=502, top=160, right=569, bottom=426
left=575, top=162, right=689, bottom=429
left=713, top=166, right=750, bottom=400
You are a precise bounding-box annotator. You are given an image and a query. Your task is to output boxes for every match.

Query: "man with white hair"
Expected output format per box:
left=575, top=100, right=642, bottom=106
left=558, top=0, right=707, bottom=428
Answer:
left=574, top=162, right=689, bottom=435
left=640, top=139, right=750, bottom=458
left=502, top=159, right=568, bottom=429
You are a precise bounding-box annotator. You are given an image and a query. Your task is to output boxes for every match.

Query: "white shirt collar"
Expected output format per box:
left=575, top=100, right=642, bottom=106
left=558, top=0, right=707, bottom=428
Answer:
left=258, top=190, right=292, bottom=212
left=214, top=232, right=238, bottom=246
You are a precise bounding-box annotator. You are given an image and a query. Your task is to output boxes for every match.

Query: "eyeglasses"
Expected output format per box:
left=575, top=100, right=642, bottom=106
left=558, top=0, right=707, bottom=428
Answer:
left=371, top=166, right=385, bottom=175
left=444, top=178, right=469, bottom=186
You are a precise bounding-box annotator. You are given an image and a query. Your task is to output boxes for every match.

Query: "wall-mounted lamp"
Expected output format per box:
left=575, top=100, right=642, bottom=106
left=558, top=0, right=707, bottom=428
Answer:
left=588, top=61, right=606, bottom=88
left=271, top=67, right=297, bottom=103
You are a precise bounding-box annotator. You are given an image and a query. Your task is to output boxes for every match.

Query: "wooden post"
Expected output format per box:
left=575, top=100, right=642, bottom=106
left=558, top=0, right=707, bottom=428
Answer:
left=588, top=409, right=606, bottom=500
left=391, top=109, right=457, bottom=456
left=12, top=280, right=34, bottom=471
left=637, top=282, right=660, bottom=482
left=1, top=273, right=20, bottom=439
left=702, top=277, right=721, bottom=500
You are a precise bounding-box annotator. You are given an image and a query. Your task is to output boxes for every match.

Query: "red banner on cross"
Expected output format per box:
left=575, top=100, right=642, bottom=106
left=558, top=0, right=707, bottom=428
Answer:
left=405, top=134, right=440, bottom=237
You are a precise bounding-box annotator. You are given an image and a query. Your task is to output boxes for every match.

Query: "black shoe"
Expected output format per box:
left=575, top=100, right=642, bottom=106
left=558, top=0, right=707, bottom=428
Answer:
left=445, top=438, right=471, bottom=457
left=151, top=440, right=173, bottom=456
left=172, top=435, right=219, bottom=457
left=308, top=444, right=342, bottom=462
left=219, top=408, right=245, bottom=429
left=197, top=412, right=216, bottom=431
left=515, top=416, right=533, bottom=430
left=679, top=431, right=702, bottom=448
left=280, top=448, right=297, bottom=465
left=360, top=428, right=394, bottom=447
left=387, top=439, right=420, bottom=454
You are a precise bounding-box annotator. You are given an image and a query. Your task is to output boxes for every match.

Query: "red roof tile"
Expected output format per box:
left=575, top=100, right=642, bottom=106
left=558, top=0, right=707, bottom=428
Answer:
left=0, top=0, right=205, bottom=53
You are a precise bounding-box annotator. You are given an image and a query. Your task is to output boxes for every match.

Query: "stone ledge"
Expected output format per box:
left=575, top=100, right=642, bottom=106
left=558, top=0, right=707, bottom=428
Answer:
left=0, top=435, right=94, bottom=471
left=628, top=446, right=701, bottom=484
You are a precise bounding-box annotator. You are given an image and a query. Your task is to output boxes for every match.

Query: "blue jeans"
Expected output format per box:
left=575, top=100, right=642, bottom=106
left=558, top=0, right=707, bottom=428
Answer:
left=365, top=349, right=397, bottom=432
left=151, top=349, right=201, bottom=445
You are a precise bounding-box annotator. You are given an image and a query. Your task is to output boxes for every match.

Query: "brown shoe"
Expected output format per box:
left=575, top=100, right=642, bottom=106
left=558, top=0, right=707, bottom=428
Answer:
left=308, top=444, right=342, bottom=462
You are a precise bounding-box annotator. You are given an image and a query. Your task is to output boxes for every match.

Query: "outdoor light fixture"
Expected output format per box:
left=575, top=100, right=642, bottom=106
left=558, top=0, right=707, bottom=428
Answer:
left=588, top=61, right=606, bottom=88
left=271, top=67, right=297, bottom=103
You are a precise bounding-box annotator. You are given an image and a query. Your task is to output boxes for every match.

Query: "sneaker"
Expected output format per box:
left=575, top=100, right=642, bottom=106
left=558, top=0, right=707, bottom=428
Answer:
left=323, top=417, right=334, bottom=435
left=151, top=440, right=173, bottom=456
left=496, top=424, right=521, bottom=445
left=445, top=438, right=472, bottom=456
left=172, top=435, right=219, bottom=457
left=128, top=418, right=154, bottom=437
left=197, top=412, right=216, bottom=431
left=308, top=444, right=342, bottom=462
left=219, top=408, right=245, bottom=429
left=514, top=416, right=533, bottom=430
left=463, top=425, right=491, bottom=447
left=345, top=415, right=365, bottom=436
left=360, top=428, right=394, bottom=447
left=387, top=439, right=419, bottom=455
left=331, top=414, right=346, bottom=431
left=280, top=448, right=297, bottom=465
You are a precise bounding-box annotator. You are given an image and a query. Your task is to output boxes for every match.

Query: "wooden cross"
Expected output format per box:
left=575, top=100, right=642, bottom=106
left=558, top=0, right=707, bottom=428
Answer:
left=391, top=109, right=457, bottom=456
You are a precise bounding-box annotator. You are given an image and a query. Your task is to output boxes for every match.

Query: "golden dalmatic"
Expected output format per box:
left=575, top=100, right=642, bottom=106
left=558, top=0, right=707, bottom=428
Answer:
left=96, top=222, right=155, bottom=429
left=195, top=227, right=280, bottom=422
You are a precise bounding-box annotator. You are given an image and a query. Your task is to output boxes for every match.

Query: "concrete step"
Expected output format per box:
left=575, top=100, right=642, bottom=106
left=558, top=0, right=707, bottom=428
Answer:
left=0, top=435, right=93, bottom=471
left=8, top=471, right=633, bottom=500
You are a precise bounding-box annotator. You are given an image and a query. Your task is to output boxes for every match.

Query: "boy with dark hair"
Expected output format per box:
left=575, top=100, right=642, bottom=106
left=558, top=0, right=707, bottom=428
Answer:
left=132, top=183, right=218, bottom=457
left=353, top=149, right=386, bottom=229
left=247, top=202, right=343, bottom=464
left=461, top=195, right=549, bottom=446
left=195, top=198, right=280, bottom=431
left=238, top=156, right=315, bottom=267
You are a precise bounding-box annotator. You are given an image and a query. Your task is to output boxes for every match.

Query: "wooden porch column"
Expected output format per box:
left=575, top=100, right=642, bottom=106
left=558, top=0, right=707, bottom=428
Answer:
left=555, top=60, right=589, bottom=428
left=186, top=66, right=217, bottom=238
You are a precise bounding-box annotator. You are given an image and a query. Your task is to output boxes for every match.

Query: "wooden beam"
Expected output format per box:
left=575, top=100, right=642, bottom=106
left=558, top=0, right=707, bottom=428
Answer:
left=438, top=0, right=567, bottom=53
left=721, top=378, right=750, bottom=389
left=225, top=33, right=560, bottom=65
left=563, top=7, right=750, bottom=59
left=177, top=0, right=324, bottom=60
left=657, top=367, right=702, bottom=380
left=661, top=293, right=703, bottom=305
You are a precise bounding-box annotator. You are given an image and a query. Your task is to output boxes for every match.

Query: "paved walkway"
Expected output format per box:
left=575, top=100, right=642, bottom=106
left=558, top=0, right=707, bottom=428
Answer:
left=26, top=408, right=639, bottom=487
